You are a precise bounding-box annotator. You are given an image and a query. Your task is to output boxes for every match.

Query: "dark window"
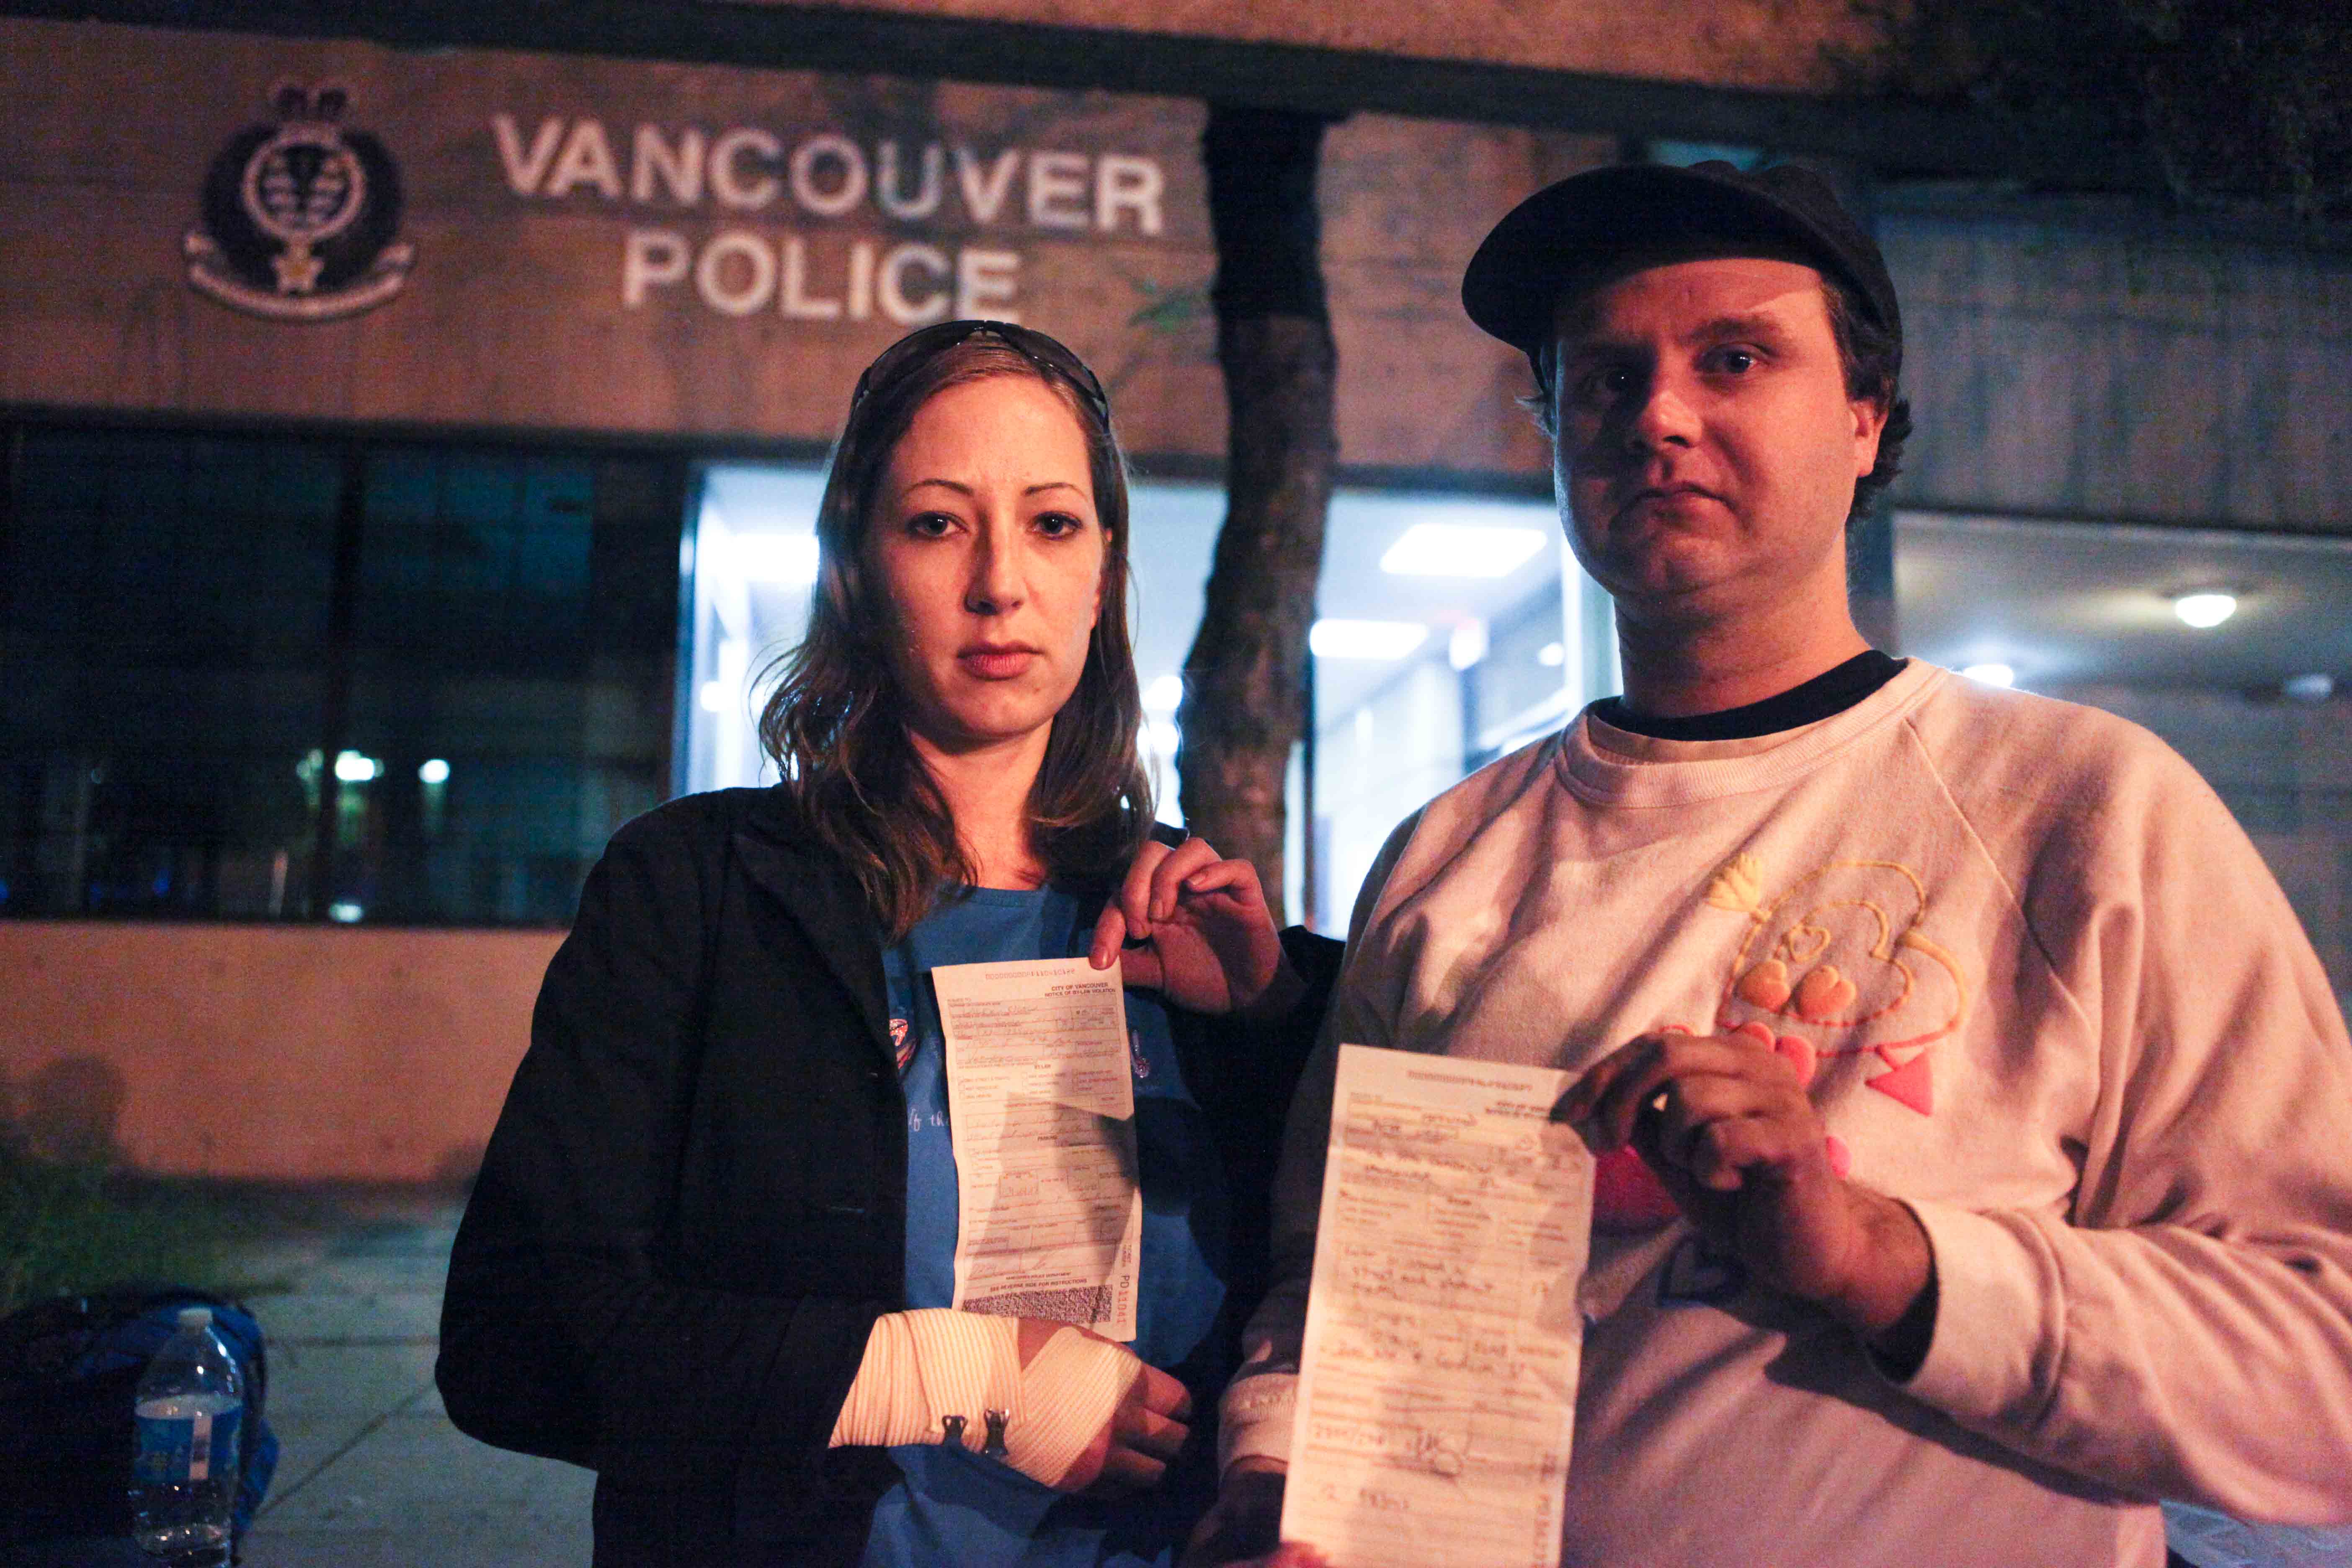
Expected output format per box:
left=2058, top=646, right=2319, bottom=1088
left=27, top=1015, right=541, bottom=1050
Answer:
left=0, top=423, right=685, bottom=926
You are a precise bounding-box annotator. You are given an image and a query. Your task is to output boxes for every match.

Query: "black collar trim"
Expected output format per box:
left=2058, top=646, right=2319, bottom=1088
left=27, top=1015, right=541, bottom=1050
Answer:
left=1595, top=650, right=1908, bottom=743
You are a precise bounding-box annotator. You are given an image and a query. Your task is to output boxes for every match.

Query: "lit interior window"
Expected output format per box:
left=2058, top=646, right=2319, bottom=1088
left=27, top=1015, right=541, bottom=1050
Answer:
left=1310, top=619, right=1429, bottom=660
left=1380, top=522, right=1551, bottom=580
left=729, top=533, right=821, bottom=586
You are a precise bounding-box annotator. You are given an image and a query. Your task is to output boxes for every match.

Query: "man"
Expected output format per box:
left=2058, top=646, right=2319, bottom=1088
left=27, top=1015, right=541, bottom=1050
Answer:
left=1193, top=162, right=2352, bottom=1567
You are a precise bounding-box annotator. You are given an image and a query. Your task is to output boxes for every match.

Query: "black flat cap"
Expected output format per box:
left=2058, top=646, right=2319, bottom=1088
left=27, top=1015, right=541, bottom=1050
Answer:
left=1462, top=160, right=1901, bottom=360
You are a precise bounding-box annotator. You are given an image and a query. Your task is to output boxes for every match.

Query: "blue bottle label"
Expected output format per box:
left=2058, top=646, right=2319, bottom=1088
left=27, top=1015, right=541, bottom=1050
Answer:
left=135, top=1401, right=242, bottom=1485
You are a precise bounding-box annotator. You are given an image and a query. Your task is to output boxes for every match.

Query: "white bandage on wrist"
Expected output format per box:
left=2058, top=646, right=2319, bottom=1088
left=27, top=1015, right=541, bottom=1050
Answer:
left=1002, top=1326, right=1143, bottom=1488
left=1217, top=1371, right=1297, bottom=1478
left=828, top=1309, right=1020, bottom=1451
left=828, top=1311, right=1144, bottom=1488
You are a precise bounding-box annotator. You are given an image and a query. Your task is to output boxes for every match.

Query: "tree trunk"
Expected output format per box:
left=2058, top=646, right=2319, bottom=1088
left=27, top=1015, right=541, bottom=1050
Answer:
left=1177, top=104, right=1337, bottom=923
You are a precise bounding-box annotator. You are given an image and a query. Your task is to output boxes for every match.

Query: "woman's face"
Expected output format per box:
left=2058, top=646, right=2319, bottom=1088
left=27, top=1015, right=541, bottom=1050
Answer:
left=866, top=372, right=1107, bottom=758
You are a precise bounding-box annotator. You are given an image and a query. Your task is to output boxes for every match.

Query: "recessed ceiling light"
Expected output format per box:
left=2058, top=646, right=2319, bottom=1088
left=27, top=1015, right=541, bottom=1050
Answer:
left=1379, top=523, right=1550, bottom=579
left=2172, top=591, right=2237, bottom=629
left=1448, top=623, right=1490, bottom=671
left=1961, top=663, right=2015, bottom=688
left=1142, top=675, right=1184, bottom=714
left=1536, top=642, right=1566, bottom=668
left=418, top=758, right=451, bottom=785
left=1310, top=619, right=1429, bottom=660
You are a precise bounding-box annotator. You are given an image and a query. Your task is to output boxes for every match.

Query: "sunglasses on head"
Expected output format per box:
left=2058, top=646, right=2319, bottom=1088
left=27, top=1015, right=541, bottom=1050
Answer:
left=848, top=319, right=1112, bottom=426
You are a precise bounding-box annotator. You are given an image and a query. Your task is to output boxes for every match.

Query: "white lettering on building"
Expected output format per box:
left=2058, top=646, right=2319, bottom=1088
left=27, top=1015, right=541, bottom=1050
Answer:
left=493, top=115, right=565, bottom=195
left=709, top=127, right=782, bottom=209
left=876, top=141, right=944, bottom=221
left=957, top=249, right=1020, bottom=321
left=622, top=229, right=691, bottom=306
left=1025, top=151, right=1091, bottom=230
left=789, top=134, right=869, bottom=218
left=545, top=119, right=623, bottom=200
left=696, top=230, right=777, bottom=315
left=1094, top=154, right=1164, bottom=236
left=877, top=242, right=951, bottom=325
left=780, top=237, right=841, bottom=320
left=626, top=232, right=1011, bottom=323
left=954, top=147, right=1020, bottom=224
left=497, top=114, right=1172, bottom=320
left=632, top=126, right=706, bottom=206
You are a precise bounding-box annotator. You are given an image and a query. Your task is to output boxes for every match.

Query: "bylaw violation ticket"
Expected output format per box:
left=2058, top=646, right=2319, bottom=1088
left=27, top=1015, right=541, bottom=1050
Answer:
left=1282, top=1043, right=1594, bottom=1568
left=934, top=956, right=1142, bottom=1341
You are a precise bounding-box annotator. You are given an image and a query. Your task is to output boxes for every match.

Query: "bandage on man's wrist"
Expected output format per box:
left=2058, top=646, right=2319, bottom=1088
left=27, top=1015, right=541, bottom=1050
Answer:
left=828, top=1310, right=1144, bottom=1488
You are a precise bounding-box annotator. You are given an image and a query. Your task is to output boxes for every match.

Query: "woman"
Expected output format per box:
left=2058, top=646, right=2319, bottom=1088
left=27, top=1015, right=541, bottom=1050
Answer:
left=438, top=320, right=1338, bottom=1567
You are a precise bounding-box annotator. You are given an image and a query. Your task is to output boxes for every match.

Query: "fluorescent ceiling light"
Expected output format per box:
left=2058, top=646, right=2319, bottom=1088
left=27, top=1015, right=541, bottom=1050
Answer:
left=333, top=750, right=380, bottom=783
left=1310, top=619, right=1429, bottom=660
left=1380, top=523, right=1550, bottom=579
left=731, top=533, right=821, bottom=585
left=1960, top=663, right=2015, bottom=688
left=2285, top=673, right=2334, bottom=702
left=1448, top=622, right=1489, bottom=672
left=1142, top=674, right=1184, bottom=714
left=2172, top=591, right=2236, bottom=629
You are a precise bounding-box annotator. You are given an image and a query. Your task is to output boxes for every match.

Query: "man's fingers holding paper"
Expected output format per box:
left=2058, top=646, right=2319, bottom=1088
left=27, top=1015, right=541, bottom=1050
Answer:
left=1560, top=1029, right=1810, bottom=1162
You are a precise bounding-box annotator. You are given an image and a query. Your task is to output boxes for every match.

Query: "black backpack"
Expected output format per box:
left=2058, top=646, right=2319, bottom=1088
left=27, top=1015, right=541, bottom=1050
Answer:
left=0, top=1287, right=279, bottom=1556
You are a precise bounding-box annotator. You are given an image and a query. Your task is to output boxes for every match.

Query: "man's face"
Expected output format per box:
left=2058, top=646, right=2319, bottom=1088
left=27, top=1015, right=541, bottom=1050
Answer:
left=1548, top=256, right=1885, bottom=627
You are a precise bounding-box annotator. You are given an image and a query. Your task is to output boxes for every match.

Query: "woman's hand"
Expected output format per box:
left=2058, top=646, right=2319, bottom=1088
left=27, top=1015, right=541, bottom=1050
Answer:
left=1016, top=1319, right=1193, bottom=1494
left=1088, top=837, right=1303, bottom=1017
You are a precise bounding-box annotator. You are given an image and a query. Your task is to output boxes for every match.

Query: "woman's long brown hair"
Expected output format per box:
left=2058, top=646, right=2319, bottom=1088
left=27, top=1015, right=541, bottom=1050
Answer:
left=756, top=328, right=1152, bottom=938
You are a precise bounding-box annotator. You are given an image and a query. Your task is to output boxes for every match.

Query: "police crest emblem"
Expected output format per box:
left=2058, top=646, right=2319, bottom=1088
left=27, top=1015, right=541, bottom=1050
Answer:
left=183, top=83, right=414, bottom=321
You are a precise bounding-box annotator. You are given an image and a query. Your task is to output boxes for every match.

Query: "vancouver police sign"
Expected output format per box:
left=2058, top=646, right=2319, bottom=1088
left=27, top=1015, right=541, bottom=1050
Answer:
left=184, top=84, right=415, bottom=321
left=490, top=114, right=1170, bottom=324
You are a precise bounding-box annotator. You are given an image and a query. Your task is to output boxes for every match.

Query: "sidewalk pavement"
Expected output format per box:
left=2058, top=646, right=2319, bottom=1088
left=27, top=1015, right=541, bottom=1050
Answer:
left=235, top=1199, right=592, bottom=1568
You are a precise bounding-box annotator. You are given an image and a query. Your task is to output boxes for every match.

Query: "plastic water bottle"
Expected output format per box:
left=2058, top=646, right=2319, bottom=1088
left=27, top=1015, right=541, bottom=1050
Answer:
left=129, top=1306, right=243, bottom=1566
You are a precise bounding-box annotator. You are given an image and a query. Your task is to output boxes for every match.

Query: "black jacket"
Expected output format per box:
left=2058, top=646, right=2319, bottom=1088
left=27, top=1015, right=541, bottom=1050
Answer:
left=436, top=787, right=1340, bottom=1565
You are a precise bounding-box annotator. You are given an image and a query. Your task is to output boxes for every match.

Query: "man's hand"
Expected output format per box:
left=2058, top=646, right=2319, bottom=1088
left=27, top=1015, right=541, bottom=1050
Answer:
left=1181, top=1460, right=1326, bottom=1567
left=1088, top=837, right=1303, bottom=1018
left=1555, top=1027, right=1932, bottom=1344
left=1015, top=1319, right=1192, bottom=1495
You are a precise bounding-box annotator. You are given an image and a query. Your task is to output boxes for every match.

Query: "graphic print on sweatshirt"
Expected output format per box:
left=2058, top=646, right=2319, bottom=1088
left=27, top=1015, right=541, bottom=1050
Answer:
left=1599, top=849, right=1978, bottom=1255
left=1704, top=851, right=1971, bottom=1117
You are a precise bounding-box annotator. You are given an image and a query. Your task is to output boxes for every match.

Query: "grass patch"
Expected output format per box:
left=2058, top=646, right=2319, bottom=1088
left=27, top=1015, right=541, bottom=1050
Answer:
left=0, top=1147, right=319, bottom=1317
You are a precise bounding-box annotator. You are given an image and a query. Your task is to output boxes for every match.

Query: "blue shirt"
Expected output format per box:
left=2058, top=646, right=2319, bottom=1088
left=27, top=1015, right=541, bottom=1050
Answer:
left=862, top=886, right=1229, bottom=1568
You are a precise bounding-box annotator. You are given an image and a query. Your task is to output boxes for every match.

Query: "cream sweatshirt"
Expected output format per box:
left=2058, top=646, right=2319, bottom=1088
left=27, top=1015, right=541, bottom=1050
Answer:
left=1223, top=661, right=2352, bottom=1568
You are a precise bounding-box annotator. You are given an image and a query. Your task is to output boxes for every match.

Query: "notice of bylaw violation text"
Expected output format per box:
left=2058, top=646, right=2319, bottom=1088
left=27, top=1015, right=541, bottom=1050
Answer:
left=934, top=956, right=1141, bottom=1340
left=1282, top=1043, right=1593, bottom=1568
